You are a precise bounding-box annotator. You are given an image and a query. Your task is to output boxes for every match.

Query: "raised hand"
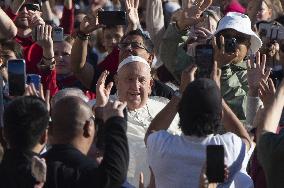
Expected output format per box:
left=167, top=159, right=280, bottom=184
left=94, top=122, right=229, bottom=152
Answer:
left=125, top=0, right=140, bottom=30
left=36, top=25, right=53, bottom=50
left=95, top=70, right=113, bottom=108
left=175, top=0, right=213, bottom=31
left=80, top=5, right=104, bottom=35
left=28, top=11, right=45, bottom=28
left=212, top=36, right=238, bottom=68
left=259, top=78, right=276, bottom=108
left=103, top=100, right=127, bottom=122
left=180, top=64, right=197, bottom=92
left=210, top=61, right=222, bottom=89
left=247, top=52, right=271, bottom=96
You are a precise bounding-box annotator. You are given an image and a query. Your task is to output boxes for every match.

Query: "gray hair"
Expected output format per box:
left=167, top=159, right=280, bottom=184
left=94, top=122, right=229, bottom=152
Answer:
left=50, top=88, right=89, bottom=109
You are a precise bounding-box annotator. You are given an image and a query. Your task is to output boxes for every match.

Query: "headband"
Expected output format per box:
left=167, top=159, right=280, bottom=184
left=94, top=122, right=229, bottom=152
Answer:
left=117, top=56, right=151, bottom=72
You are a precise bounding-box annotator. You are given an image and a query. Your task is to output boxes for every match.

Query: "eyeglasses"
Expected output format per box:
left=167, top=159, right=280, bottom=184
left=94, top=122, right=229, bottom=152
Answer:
left=19, top=3, right=41, bottom=12
left=118, top=42, right=148, bottom=52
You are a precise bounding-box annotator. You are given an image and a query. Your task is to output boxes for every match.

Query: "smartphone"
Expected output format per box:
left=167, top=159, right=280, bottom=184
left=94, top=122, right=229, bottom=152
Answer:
left=27, top=74, right=41, bottom=90
left=8, top=59, right=26, bottom=96
left=195, top=44, right=214, bottom=78
left=52, top=27, right=64, bottom=42
left=98, top=11, right=127, bottom=26
left=206, top=145, right=225, bottom=183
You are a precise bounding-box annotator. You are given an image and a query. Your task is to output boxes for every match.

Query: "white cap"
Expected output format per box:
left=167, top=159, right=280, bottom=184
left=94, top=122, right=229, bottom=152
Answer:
left=214, top=12, right=262, bottom=53
left=117, top=56, right=150, bottom=72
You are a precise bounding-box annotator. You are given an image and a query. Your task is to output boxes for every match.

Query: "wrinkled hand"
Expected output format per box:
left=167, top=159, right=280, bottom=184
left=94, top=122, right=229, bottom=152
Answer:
left=28, top=11, right=45, bottom=28
left=103, top=100, right=127, bottom=122
left=176, top=0, right=212, bottom=31
left=36, top=25, right=53, bottom=50
left=95, top=70, right=113, bottom=107
left=125, top=0, right=140, bottom=28
left=180, top=64, right=197, bottom=92
left=247, top=52, right=271, bottom=96
left=259, top=78, right=276, bottom=108
left=80, top=6, right=104, bottom=34
left=210, top=61, right=222, bottom=89
left=31, top=156, right=46, bottom=183
left=212, top=36, right=238, bottom=67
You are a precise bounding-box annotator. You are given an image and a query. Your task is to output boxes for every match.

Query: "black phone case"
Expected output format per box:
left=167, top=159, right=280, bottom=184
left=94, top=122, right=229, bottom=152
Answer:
left=98, top=11, right=127, bottom=26
left=206, top=145, right=225, bottom=183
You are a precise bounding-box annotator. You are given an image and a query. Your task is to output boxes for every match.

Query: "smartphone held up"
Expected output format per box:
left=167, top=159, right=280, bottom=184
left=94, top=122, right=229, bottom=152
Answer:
left=7, top=59, right=26, bottom=96
left=98, top=11, right=127, bottom=26
left=195, top=44, right=214, bottom=78
left=206, top=145, right=225, bottom=183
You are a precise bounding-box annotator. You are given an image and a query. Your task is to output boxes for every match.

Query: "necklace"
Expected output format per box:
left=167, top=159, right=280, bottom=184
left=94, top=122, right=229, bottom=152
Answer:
left=127, top=104, right=154, bottom=128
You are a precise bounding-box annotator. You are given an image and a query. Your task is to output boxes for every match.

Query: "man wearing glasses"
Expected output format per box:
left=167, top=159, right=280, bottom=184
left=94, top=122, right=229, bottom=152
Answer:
left=71, top=13, right=175, bottom=100
left=5, top=0, right=47, bottom=74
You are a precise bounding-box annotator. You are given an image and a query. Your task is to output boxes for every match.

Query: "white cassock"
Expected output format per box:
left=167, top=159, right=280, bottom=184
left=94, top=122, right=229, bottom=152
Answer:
left=124, top=96, right=180, bottom=187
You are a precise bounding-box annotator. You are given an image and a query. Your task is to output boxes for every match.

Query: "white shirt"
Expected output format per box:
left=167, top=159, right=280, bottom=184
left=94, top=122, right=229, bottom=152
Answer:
left=126, top=98, right=180, bottom=186
left=147, top=131, right=254, bottom=188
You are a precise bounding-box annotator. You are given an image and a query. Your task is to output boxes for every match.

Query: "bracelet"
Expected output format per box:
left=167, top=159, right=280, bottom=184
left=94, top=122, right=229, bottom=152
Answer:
left=37, top=59, right=56, bottom=70
left=42, top=56, right=54, bottom=61
left=77, top=31, right=90, bottom=40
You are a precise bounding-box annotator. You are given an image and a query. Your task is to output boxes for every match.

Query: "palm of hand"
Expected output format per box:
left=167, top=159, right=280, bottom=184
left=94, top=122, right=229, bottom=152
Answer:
left=128, top=8, right=139, bottom=24
left=247, top=68, right=264, bottom=89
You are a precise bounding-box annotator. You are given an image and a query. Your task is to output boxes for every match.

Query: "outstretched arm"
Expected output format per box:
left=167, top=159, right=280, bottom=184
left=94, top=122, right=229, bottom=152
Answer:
left=145, top=64, right=197, bottom=144
left=70, top=6, right=103, bottom=89
left=0, top=8, right=17, bottom=39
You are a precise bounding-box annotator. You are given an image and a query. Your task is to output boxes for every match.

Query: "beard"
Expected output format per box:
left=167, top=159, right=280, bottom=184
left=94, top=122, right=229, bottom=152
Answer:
left=15, top=18, right=30, bottom=30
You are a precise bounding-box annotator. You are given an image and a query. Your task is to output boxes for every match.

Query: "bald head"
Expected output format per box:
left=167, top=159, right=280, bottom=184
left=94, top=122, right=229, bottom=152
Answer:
left=51, top=96, right=93, bottom=143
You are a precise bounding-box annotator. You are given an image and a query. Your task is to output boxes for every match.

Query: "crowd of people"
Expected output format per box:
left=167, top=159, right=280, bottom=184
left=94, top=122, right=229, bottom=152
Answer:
left=0, top=0, right=284, bottom=187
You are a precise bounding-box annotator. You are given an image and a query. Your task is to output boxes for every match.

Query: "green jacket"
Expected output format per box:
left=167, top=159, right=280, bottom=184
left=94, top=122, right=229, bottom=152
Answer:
left=159, top=23, right=248, bottom=120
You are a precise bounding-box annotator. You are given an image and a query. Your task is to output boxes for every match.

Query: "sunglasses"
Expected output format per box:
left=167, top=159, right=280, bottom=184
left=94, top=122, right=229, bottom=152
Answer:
left=19, top=3, right=41, bottom=12
left=118, top=42, right=148, bottom=52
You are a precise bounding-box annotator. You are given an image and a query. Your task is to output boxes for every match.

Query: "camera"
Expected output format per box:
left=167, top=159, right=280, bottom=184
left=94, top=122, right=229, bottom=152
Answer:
left=225, top=38, right=237, bottom=54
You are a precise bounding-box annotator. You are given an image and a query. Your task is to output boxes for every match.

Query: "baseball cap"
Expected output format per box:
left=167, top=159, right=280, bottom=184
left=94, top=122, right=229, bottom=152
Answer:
left=215, top=12, right=262, bottom=53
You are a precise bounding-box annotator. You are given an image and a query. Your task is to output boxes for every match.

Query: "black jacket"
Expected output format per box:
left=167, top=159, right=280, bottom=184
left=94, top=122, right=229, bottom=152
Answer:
left=0, top=149, right=38, bottom=188
left=43, top=116, right=129, bottom=188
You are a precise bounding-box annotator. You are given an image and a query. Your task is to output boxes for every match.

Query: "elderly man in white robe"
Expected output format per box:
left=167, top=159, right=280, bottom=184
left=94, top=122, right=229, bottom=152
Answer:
left=94, top=52, right=182, bottom=186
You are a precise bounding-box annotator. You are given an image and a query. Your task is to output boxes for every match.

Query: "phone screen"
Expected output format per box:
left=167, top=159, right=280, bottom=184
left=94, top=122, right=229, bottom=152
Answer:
left=195, top=44, right=214, bottom=78
left=8, top=59, right=26, bottom=96
left=206, top=145, right=225, bottom=183
left=52, top=27, right=64, bottom=42
left=27, top=74, right=41, bottom=90
left=98, top=11, right=127, bottom=26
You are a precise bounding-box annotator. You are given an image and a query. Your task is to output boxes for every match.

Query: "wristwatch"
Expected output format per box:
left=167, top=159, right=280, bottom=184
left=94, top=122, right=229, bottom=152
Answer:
left=173, top=89, right=182, bottom=98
